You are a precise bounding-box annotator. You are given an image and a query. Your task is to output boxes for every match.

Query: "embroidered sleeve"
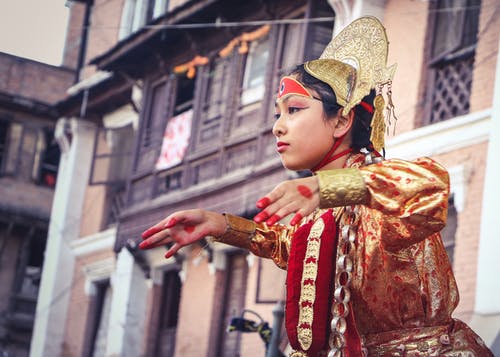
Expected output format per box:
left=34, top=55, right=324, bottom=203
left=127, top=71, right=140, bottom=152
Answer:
left=361, top=157, right=449, bottom=249
left=317, top=157, right=449, bottom=250
left=212, top=214, right=293, bottom=269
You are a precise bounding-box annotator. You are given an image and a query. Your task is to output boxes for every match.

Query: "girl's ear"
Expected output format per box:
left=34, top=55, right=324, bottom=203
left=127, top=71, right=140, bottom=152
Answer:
left=332, top=108, right=355, bottom=138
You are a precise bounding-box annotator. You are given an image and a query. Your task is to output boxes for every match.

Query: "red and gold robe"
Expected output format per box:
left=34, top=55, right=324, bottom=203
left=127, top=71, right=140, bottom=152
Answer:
left=214, top=153, right=493, bottom=356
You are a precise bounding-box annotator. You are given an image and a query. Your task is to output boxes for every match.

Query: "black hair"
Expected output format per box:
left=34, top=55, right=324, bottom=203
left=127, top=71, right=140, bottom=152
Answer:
left=288, top=64, right=375, bottom=151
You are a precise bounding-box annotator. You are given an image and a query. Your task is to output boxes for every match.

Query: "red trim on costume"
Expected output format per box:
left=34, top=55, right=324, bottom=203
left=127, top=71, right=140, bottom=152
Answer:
left=311, top=134, right=353, bottom=172
left=345, top=301, right=363, bottom=357
left=359, top=101, right=374, bottom=113
left=277, top=76, right=314, bottom=101
left=285, top=210, right=338, bottom=356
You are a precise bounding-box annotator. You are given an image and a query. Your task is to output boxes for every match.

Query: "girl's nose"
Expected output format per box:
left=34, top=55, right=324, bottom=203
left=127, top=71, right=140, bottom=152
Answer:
left=272, top=115, right=286, bottom=137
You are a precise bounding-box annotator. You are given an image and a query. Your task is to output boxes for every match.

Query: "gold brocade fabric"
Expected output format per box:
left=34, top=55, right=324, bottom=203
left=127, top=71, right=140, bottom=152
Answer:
left=215, top=153, right=492, bottom=356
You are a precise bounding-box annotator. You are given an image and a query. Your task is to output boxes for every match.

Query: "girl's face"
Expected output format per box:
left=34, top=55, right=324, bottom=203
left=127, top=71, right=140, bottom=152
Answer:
left=273, top=92, right=338, bottom=171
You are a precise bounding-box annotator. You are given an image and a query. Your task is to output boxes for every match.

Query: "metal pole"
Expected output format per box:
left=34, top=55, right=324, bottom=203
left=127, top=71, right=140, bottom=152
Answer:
left=266, top=300, right=285, bottom=357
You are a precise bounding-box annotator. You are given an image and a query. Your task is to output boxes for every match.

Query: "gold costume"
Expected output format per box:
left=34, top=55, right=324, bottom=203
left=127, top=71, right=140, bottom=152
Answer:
left=213, top=153, right=493, bottom=356
left=213, top=16, right=492, bottom=357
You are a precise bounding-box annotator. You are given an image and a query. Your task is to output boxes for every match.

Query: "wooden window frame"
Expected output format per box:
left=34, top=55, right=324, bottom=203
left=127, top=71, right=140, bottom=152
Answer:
left=421, top=0, right=481, bottom=125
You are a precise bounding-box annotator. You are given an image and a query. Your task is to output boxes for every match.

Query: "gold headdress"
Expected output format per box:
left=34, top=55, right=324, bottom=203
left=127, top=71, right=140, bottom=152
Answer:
left=304, top=16, right=397, bottom=152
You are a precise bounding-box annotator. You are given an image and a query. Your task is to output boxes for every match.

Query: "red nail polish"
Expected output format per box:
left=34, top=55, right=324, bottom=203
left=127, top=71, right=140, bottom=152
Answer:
left=254, top=212, right=268, bottom=223
left=266, top=214, right=281, bottom=226
left=290, top=213, right=303, bottom=226
left=256, top=197, right=271, bottom=208
left=139, top=240, right=151, bottom=249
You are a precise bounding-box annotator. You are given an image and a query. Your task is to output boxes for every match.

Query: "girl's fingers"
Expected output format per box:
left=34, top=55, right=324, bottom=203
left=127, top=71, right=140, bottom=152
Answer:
left=165, top=243, right=181, bottom=259
left=265, top=201, right=302, bottom=226
left=141, top=225, right=164, bottom=239
left=139, top=229, right=172, bottom=249
left=289, top=212, right=303, bottom=226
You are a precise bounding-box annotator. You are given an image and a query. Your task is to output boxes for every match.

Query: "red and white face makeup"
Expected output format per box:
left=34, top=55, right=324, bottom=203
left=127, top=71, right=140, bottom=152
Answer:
left=276, top=76, right=315, bottom=102
left=273, top=78, right=337, bottom=171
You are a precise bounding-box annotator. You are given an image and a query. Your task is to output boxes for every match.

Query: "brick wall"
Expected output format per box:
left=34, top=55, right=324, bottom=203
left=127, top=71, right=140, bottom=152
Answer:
left=433, top=141, right=489, bottom=321
left=384, top=0, right=429, bottom=135
left=173, top=245, right=216, bottom=356
left=0, top=52, right=74, bottom=105
left=0, top=177, right=54, bottom=220
left=62, top=250, right=115, bottom=357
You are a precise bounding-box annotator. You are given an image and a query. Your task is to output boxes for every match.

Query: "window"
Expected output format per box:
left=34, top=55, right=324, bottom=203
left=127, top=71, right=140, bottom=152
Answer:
left=0, top=122, right=22, bottom=176
left=33, top=129, right=60, bottom=188
left=8, top=228, right=46, bottom=333
left=240, top=39, right=270, bottom=106
left=154, top=270, right=182, bottom=357
left=303, top=1, right=335, bottom=61
left=196, top=57, right=231, bottom=147
left=0, top=120, right=8, bottom=172
left=134, top=80, right=169, bottom=174
left=119, top=0, right=169, bottom=39
left=87, top=280, right=113, bottom=357
left=425, top=0, right=481, bottom=124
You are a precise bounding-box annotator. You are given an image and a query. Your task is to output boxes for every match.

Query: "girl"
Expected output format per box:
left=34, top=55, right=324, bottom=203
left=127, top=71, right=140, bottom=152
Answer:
left=140, top=17, right=492, bottom=357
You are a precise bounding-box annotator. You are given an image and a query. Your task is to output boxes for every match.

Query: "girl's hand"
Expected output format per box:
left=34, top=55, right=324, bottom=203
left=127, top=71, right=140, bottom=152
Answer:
left=254, top=176, right=320, bottom=226
left=139, top=209, right=226, bottom=258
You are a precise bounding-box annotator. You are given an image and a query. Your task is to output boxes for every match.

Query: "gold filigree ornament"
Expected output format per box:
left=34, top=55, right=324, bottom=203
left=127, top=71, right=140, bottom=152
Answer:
left=304, top=16, right=398, bottom=151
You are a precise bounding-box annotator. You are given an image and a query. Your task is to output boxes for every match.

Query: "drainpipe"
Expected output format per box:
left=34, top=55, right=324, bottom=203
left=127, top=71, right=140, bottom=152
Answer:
left=75, top=0, right=93, bottom=83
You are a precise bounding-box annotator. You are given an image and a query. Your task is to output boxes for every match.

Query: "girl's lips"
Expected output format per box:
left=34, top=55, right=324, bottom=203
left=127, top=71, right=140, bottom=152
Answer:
left=277, top=142, right=289, bottom=153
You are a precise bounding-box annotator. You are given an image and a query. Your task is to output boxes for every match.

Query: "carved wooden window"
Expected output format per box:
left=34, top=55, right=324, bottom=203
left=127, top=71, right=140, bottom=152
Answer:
left=426, top=0, right=481, bottom=124
left=240, top=38, right=270, bottom=106
left=128, top=78, right=171, bottom=204
left=153, top=75, right=194, bottom=196
left=195, top=56, right=231, bottom=148
left=134, top=79, right=170, bottom=175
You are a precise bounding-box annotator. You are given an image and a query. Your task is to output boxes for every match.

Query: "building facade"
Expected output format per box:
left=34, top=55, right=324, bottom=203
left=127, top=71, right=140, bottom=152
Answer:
left=29, top=0, right=500, bottom=356
left=0, top=52, right=74, bottom=356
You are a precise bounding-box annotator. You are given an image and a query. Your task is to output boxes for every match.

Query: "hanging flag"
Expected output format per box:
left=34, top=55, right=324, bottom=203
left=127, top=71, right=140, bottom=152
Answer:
left=155, top=109, right=193, bottom=170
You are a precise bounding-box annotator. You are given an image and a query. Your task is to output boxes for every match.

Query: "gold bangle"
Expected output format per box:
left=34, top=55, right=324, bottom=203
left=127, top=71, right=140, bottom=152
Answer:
left=211, top=214, right=256, bottom=250
left=316, top=168, right=368, bottom=208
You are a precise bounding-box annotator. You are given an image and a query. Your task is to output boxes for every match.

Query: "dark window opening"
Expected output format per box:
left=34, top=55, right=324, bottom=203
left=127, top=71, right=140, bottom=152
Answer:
left=174, top=76, right=194, bottom=116
left=154, top=270, right=182, bottom=357
left=6, top=227, right=46, bottom=349
left=38, top=130, right=60, bottom=188
left=88, top=280, right=112, bottom=357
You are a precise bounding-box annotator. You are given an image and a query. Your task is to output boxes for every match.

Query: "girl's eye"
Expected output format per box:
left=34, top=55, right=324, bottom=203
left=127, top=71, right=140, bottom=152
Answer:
left=274, top=113, right=281, bottom=120
left=288, top=107, right=302, bottom=114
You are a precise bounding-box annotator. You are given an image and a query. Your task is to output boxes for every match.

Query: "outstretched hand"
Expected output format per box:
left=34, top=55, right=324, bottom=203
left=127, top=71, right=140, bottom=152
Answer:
left=254, top=175, right=320, bottom=226
left=139, top=209, right=226, bottom=258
